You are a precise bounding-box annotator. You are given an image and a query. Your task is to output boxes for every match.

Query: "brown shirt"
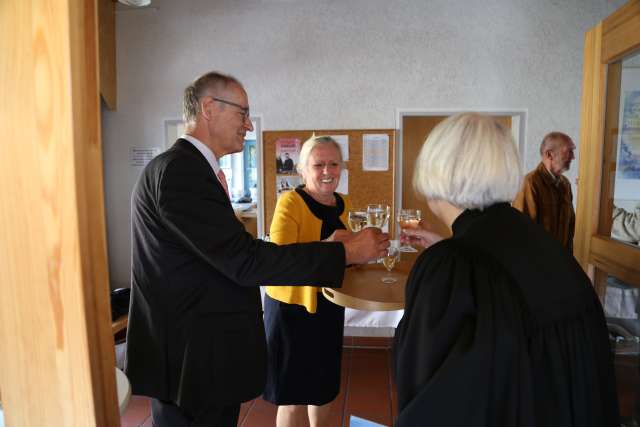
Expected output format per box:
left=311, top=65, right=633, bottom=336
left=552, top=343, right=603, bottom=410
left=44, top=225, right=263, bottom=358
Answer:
left=512, top=162, right=575, bottom=253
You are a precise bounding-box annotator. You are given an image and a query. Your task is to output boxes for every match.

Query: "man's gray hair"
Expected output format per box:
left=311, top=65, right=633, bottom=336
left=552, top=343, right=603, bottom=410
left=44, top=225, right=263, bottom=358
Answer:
left=539, top=132, right=572, bottom=156
left=413, top=113, right=523, bottom=210
left=182, top=71, right=242, bottom=124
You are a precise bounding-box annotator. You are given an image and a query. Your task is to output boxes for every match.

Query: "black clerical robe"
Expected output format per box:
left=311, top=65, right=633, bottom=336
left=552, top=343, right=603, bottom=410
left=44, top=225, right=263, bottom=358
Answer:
left=394, top=203, right=619, bottom=427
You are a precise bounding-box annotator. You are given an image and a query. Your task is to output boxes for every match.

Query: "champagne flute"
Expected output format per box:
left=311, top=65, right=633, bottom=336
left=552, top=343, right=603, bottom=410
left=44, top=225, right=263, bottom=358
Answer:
left=381, top=240, right=400, bottom=283
left=348, top=210, right=368, bottom=232
left=398, top=209, right=422, bottom=252
left=366, top=204, right=390, bottom=229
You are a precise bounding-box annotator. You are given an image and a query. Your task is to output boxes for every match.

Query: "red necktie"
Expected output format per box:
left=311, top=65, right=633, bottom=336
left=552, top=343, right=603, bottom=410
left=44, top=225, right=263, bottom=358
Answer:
left=217, top=169, right=230, bottom=199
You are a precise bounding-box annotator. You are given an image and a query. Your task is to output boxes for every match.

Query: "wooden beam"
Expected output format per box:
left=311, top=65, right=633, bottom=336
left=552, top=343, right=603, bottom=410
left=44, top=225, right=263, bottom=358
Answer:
left=589, top=236, right=640, bottom=289
left=98, top=0, right=117, bottom=109
left=601, top=0, right=640, bottom=63
left=112, top=315, right=129, bottom=335
left=575, top=23, right=605, bottom=277
left=0, top=0, right=118, bottom=425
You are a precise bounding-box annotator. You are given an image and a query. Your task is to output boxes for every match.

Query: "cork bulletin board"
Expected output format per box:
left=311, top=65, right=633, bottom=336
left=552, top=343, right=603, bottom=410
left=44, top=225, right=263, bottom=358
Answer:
left=262, top=129, right=396, bottom=235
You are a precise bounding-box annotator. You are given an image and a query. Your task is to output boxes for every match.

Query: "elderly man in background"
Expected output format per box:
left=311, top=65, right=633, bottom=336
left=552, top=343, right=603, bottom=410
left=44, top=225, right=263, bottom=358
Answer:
left=513, top=132, right=576, bottom=253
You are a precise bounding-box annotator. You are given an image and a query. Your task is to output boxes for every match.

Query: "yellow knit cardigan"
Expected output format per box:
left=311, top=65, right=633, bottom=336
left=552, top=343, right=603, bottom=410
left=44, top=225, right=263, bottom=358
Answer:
left=265, top=189, right=350, bottom=313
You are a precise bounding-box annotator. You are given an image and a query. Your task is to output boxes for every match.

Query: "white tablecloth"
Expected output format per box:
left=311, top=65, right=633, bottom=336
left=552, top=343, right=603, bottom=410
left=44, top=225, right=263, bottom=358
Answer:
left=260, top=287, right=403, bottom=331
left=345, top=308, right=403, bottom=328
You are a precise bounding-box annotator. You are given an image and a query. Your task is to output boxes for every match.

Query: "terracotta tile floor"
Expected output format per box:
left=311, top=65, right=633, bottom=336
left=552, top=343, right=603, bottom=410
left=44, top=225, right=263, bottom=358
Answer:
left=121, top=338, right=397, bottom=427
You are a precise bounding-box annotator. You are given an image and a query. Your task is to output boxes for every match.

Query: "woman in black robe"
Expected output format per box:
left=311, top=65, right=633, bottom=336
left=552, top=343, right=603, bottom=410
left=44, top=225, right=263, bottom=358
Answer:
left=394, top=113, right=619, bottom=427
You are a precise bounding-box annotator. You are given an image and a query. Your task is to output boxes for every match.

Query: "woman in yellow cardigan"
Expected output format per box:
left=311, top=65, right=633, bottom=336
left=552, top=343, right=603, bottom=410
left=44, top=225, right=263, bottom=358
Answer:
left=263, top=135, right=350, bottom=427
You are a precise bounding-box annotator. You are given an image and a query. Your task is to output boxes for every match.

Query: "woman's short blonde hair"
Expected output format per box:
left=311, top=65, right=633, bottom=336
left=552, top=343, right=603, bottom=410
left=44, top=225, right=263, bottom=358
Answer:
left=413, top=113, right=522, bottom=210
left=296, top=135, right=344, bottom=179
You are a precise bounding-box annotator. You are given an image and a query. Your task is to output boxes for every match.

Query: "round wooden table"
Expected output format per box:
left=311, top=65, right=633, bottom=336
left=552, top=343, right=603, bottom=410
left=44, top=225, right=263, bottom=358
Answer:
left=322, top=260, right=412, bottom=311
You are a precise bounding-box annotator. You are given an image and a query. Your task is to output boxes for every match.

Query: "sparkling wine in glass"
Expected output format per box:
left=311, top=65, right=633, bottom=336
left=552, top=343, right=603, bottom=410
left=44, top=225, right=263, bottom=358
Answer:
left=348, top=210, right=368, bottom=232
left=398, top=209, right=422, bottom=252
left=381, top=241, right=400, bottom=283
left=367, top=204, right=390, bottom=229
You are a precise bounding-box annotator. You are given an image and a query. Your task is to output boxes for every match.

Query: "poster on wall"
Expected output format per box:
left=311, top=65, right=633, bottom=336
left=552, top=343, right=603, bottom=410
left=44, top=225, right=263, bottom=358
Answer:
left=618, top=90, right=640, bottom=180
left=276, top=175, right=302, bottom=199
left=276, top=138, right=301, bottom=174
left=362, top=134, right=389, bottom=171
left=329, top=134, right=349, bottom=161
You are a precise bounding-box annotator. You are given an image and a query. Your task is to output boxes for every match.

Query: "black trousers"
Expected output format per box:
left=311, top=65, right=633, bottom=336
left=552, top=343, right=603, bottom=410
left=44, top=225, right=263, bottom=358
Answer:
left=151, top=398, right=240, bottom=427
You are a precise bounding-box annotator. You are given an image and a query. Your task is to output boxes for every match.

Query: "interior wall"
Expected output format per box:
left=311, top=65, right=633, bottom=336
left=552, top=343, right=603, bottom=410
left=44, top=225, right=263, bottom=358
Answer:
left=102, top=0, right=625, bottom=288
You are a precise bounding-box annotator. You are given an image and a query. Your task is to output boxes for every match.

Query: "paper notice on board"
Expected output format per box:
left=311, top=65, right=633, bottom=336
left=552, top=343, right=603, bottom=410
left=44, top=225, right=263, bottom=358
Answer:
left=275, top=138, right=301, bottom=175
left=131, top=147, right=162, bottom=167
left=276, top=175, right=302, bottom=199
left=330, top=135, right=349, bottom=161
left=336, top=169, right=348, bottom=194
left=362, top=134, right=389, bottom=171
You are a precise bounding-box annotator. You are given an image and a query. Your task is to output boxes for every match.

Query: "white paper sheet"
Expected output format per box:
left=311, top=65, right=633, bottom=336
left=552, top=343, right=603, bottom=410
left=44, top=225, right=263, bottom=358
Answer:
left=131, top=147, right=162, bottom=167
left=362, top=134, right=389, bottom=171
left=330, top=134, right=349, bottom=161
left=336, top=169, right=349, bottom=194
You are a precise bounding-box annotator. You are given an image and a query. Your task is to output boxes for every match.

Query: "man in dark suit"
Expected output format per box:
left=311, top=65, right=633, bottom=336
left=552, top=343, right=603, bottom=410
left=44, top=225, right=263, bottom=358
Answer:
left=125, top=71, right=388, bottom=427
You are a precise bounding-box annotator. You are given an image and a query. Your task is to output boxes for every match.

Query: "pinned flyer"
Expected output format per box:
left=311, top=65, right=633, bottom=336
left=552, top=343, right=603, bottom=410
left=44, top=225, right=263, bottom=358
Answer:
left=329, top=134, right=349, bottom=161
left=336, top=169, right=349, bottom=195
left=131, top=147, right=162, bottom=167
left=362, top=134, right=389, bottom=171
left=276, top=175, right=302, bottom=199
left=275, top=138, right=301, bottom=175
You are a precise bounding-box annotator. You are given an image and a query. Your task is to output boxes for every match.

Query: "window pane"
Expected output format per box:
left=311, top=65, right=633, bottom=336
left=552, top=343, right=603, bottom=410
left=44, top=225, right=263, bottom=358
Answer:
left=604, top=272, right=640, bottom=424
left=601, top=50, right=640, bottom=247
left=219, top=156, right=231, bottom=169
left=243, top=140, right=257, bottom=200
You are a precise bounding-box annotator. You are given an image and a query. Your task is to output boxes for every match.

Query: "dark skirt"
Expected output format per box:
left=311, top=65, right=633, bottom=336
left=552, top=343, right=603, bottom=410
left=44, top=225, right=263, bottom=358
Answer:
left=263, top=293, right=345, bottom=406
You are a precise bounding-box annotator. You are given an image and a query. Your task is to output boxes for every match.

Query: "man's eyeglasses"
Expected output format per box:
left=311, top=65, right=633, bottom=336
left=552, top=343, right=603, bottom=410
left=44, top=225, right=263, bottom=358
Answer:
left=209, top=96, right=250, bottom=120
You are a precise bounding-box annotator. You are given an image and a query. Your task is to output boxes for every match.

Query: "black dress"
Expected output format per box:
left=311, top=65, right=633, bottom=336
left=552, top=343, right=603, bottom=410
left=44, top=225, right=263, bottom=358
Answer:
left=393, top=203, right=619, bottom=427
left=263, top=187, right=346, bottom=406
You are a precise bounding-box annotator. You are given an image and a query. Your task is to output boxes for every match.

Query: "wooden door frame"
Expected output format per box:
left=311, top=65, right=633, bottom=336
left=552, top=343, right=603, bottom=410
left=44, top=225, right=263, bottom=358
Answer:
left=0, top=0, right=118, bottom=425
left=395, top=109, right=527, bottom=212
left=575, top=0, right=640, bottom=297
